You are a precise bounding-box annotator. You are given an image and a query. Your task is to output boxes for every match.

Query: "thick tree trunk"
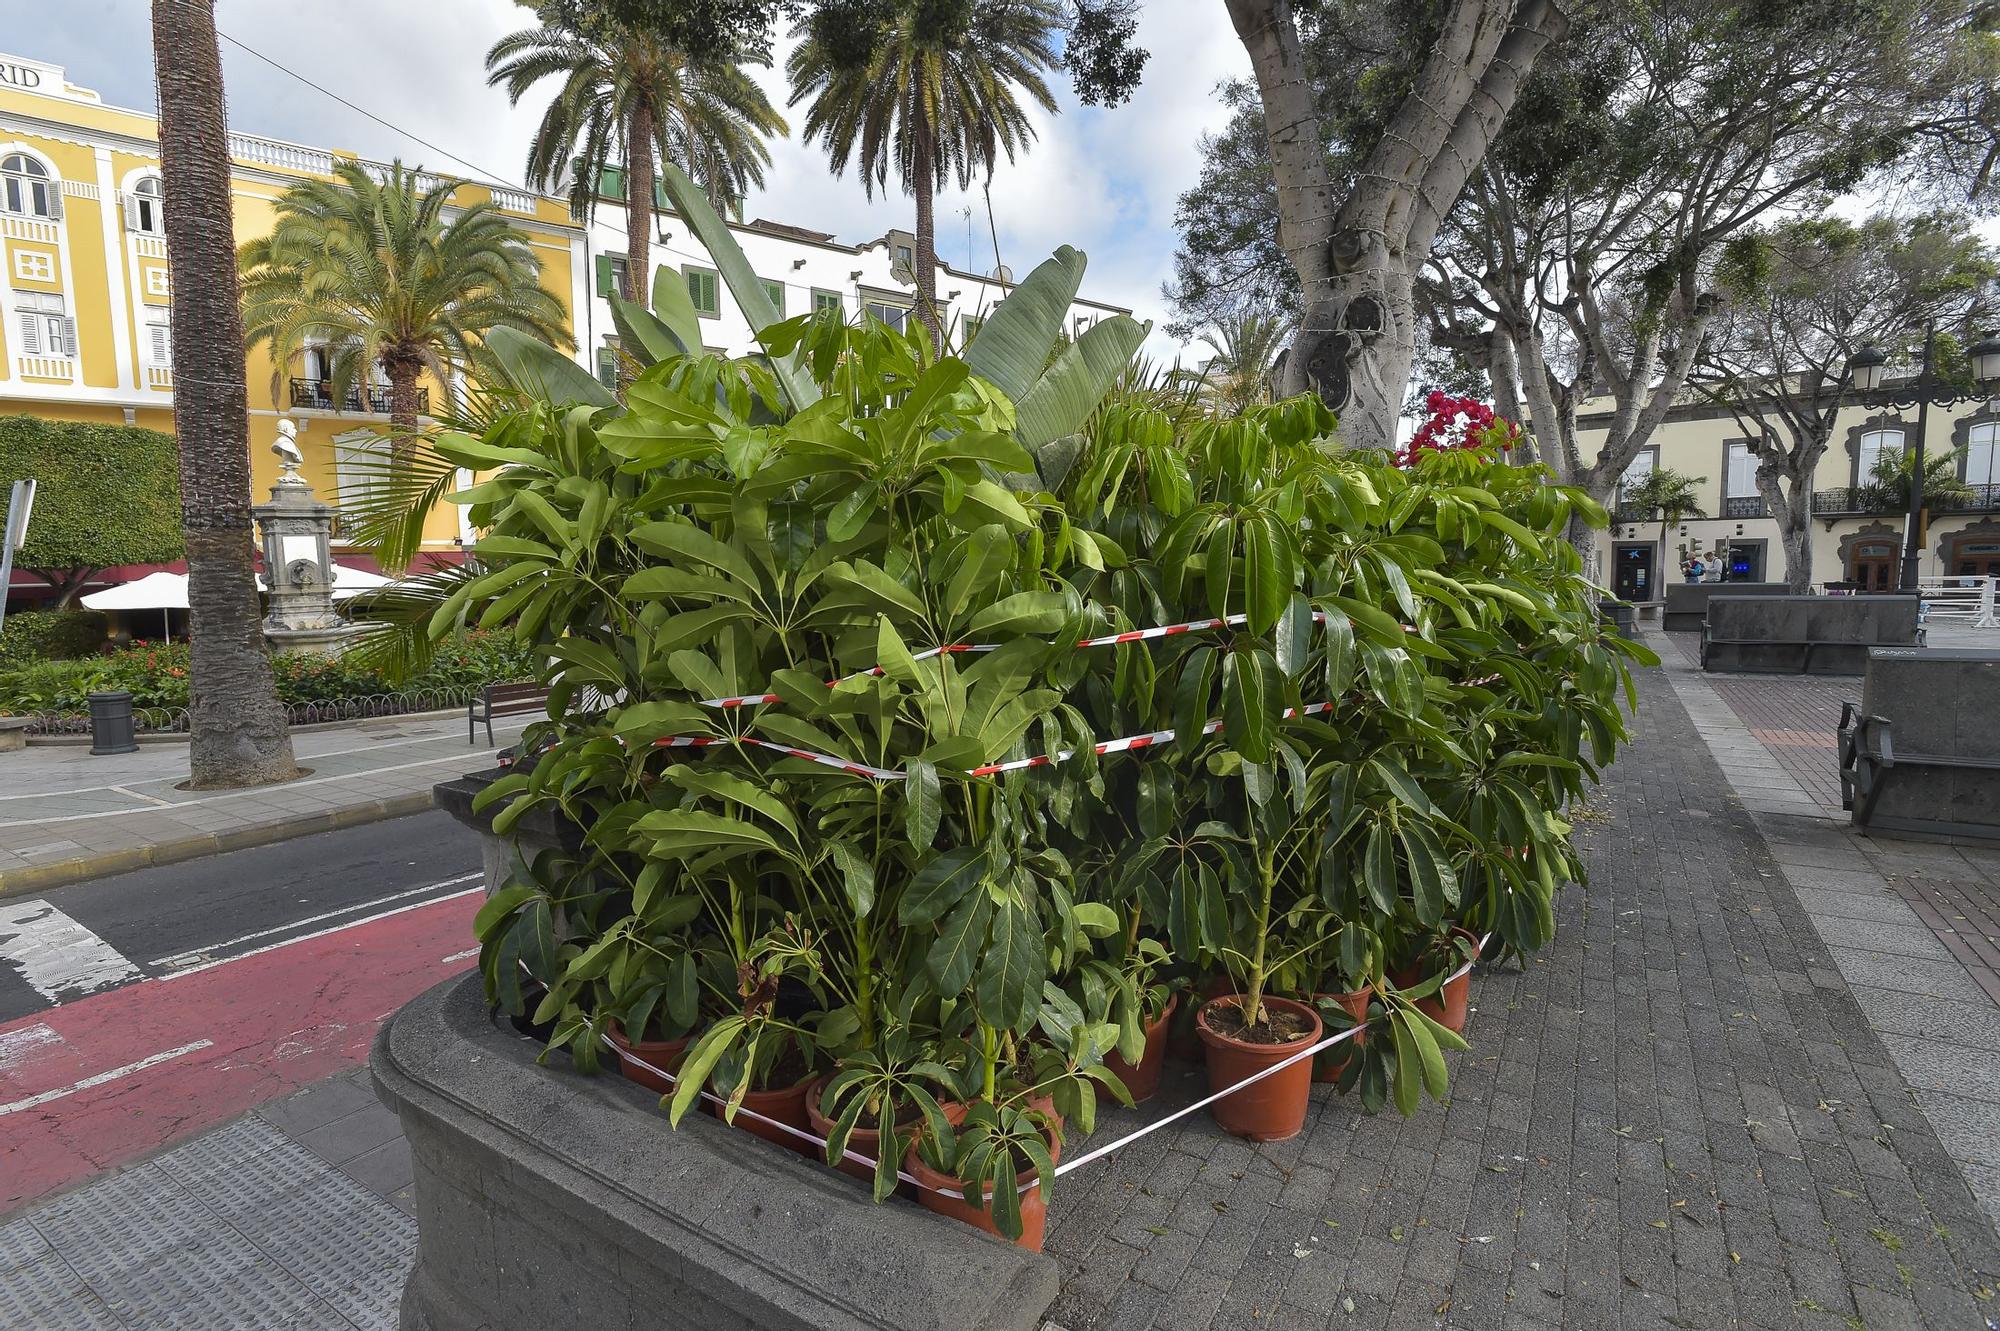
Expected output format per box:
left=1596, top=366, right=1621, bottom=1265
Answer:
left=151, top=0, right=298, bottom=789
left=32, top=567, right=96, bottom=609
left=912, top=125, right=942, bottom=352
left=1228, top=0, right=1566, bottom=451
left=625, top=102, right=654, bottom=310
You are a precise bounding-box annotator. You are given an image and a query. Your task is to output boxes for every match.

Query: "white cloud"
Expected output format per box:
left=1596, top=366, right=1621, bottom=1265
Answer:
left=14, top=0, right=1247, bottom=355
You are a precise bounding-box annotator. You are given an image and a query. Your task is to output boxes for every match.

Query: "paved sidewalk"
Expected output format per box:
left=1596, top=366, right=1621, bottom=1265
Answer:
left=1655, top=628, right=2000, bottom=1233
left=0, top=1069, right=415, bottom=1330
left=0, top=712, right=526, bottom=897
left=12, top=664, right=1999, bottom=1330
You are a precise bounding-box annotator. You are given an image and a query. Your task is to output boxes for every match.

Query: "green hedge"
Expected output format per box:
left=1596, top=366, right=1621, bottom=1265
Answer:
left=0, top=629, right=536, bottom=715
left=0, top=415, right=184, bottom=582
left=0, top=609, right=107, bottom=669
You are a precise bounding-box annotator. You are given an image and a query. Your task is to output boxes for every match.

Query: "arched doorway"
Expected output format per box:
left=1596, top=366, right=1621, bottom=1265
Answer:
left=1847, top=539, right=1900, bottom=590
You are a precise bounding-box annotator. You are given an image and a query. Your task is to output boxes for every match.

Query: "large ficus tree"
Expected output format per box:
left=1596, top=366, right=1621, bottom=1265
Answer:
left=1693, top=213, right=1998, bottom=591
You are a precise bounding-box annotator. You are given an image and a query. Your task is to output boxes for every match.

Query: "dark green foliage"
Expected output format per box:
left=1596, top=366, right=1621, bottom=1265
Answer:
left=0, top=416, right=183, bottom=602
left=0, top=610, right=108, bottom=668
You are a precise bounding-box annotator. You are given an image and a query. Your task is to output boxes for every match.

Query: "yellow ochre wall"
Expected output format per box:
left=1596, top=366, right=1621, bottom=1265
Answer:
left=0, top=53, right=585, bottom=553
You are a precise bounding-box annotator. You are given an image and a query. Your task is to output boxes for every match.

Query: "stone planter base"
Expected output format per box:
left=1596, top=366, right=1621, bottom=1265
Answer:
left=371, top=974, right=1057, bottom=1331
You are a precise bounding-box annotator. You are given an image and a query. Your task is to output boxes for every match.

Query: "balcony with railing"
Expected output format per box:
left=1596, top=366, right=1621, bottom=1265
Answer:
left=1720, top=495, right=1767, bottom=518
left=1811, top=483, right=2000, bottom=517
left=16, top=355, right=75, bottom=383
left=288, top=378, right=425, bottom=416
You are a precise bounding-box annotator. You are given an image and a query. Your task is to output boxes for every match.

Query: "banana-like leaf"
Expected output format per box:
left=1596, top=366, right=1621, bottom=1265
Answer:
left=963, top=246, right=1086, bottom=407
left=609, top=292, right=694, bottom=366
left=486, top=326, right=616, bottom=410
left=653, top=262, right=706, bottom=356
left=1015, top=313, right=1152, bottom=449
left=656, top=163, right=820, bottom=412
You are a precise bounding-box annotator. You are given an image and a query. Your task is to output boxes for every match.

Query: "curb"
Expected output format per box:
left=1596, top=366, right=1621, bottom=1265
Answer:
left=0, top=791, right=437, bottom=899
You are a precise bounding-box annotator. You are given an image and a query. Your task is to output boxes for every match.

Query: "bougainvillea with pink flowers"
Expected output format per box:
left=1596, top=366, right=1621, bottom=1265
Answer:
left=1394, top=390, right=1522, bottom=468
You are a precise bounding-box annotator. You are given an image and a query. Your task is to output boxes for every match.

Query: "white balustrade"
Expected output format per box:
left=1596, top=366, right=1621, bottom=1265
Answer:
left=227, top=132, right=334, bottom=176
left=0, top=216, right=60, bottom=244
left=145, top=365, right=174, bottom=391
left=133, top=235, right=168, bottom=260
left=15, top=355, right=75, bottom=382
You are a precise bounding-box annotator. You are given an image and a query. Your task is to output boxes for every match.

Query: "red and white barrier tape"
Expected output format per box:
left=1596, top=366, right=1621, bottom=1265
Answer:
left=601, top=933, right=1492, bottom=1197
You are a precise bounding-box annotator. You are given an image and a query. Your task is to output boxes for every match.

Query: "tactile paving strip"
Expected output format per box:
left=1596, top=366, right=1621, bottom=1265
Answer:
left=0, top=1251, right=123, bottom=1330
left=235, top=1169, right=415, bottom=1327
left=0, top=1217, right=53, bottom=1279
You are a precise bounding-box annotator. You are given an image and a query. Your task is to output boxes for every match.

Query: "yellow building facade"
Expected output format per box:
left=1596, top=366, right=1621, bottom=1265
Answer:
left=0, top=52, right=588, bottom=564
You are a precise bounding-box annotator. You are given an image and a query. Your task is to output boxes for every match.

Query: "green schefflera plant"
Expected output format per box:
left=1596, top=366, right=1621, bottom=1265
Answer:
left=357, top=157, right=1647, bottom=1245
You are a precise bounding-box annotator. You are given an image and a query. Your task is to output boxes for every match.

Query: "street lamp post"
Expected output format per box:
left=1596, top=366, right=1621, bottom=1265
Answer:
left=1847, top=327, right=2000, bottom=593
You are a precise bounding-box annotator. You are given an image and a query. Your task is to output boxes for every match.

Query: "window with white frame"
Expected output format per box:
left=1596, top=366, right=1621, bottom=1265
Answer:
left=1968, top=421, right=2000, bottom=488
left=1857, top=427, right=1904, bottom=484
left=145, top=311, right=172, bottom=365
left=12, top=250, right=52, bottom=282
left=0, top=154, right=57, bottom=219
left=333, top=431, right=390, bottom=515
left=864, top=300, right=909, bottom=332
left=125, top=176, right=164, bottom=234
left=13, top=289, right=76, bottom=357
left=1617, top=447, right=1657, bottom=503
left=1725, top=441, right=1760, bottom=498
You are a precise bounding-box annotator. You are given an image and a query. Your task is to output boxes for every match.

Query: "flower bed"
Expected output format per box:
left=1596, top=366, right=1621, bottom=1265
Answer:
left=0, top=629, right=535, bottom=719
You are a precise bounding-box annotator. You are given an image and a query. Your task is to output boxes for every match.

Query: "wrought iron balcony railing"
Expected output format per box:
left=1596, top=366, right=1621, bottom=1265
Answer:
left=1720, top=496, right=1767, bottom=518
left=288, top=378, right=426, bottom=415
left=1810, top=482, right=2000, bottom=516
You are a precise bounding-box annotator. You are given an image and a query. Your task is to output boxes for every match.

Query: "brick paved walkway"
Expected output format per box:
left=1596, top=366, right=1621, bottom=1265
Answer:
left=1041, top=664, right=2000, bottom=1330
left=1657, top=630, right=1852, bottom=815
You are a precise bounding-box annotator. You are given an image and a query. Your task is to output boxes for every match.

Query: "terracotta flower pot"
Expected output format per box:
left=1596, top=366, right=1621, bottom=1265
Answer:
left=904, top=1113, right=1063, bottom=1251
left=713, top=1072, right=818, bottom=1157
left=1103, top=993, right=1180, bottom=1104
left=605, top=1019, right=689, bottom=1096
left=1391, top=928, right=1481, bottom=1034
left=1310, top=987, right=1371, bottom=1083
left=805, top=1075, right=918, bottom=1193
left=1196, top=994, right=1323, bottom=1142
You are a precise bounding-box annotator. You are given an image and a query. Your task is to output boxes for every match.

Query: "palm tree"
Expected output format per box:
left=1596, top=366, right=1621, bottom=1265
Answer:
left=788, top=0, right=1061, bottom=349
left=1624, top=467, right=1708, bottom=559
left=486, top=14, right=785, bottom=312
left=1196, top=312, right=1290, bottom=416
left=240, top=160, right=572, bottom=451
left=150, top=0, right=298, bottom=788
left=1863, top=448, right=1975, bottom=513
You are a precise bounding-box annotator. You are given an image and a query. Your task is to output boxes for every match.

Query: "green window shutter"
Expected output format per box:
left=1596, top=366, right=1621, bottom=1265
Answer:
left=595, top=255, right=614, bottom=298
left=760, top=279, right=784, bottom=315
left=600, top=164, right=626, bottom=200
left=686, top=267, right=719, bottom=317
left=596, top=347, right=619, bottom=389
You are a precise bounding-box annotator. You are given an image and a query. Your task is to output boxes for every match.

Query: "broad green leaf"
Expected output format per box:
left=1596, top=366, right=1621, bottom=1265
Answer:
left=962, top=246, right=1086, bottom=405
left=966, top=591, right=1068, bottom=638
left=656, top=162, right=819, bottom=410
left=1014, top=314, right=1152, bottom=449
left=906, top=759, right=942, bottom=849
left=1240, top=512, right=1291, bottom=635
left=927, top=889, right=993, bottom=995
left=831, top=841, right=875, bottom=918
left=487, top=326, right=615, bottom=410
left=901, top=847, right=985, bottom=925
left=609, top=292, right=694, bottom=367
left=976, top=898, right=1043, bottom=1029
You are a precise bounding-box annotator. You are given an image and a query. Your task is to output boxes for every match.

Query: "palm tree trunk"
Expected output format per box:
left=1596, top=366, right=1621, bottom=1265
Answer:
left=912, top=124, right=941, bottom=353
left=151, top=0, right=298, bottom=789
left=625, top=102, right=655, bottom=310
left=385, top=358, right=423, bottom=461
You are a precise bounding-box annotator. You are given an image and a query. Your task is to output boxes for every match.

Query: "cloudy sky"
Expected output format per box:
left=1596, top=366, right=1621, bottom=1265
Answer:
left=13, top=0, right=1249, bottom=359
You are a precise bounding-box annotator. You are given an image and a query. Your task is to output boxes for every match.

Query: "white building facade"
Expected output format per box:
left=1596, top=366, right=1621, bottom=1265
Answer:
left=572, top=175, right=1131, bottom=389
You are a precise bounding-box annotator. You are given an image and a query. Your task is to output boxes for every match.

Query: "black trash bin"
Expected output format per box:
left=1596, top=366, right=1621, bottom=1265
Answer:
left=88, top=690, right=139, bottom=755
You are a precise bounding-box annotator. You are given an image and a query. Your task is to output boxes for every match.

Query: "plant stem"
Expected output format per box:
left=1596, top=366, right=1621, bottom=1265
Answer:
left=981, top=1022, right=998, bottom=1103
left=1245, top=843, right=1276, bottom=1028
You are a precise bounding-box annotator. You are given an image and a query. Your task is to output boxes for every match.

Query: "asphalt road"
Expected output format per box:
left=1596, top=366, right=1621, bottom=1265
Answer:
left=0, top=809, right=490, bottom=1213
left=0, top=810, right=482, bottom=1024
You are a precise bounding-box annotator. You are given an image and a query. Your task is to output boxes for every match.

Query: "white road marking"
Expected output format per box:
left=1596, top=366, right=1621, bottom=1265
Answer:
left=149, top=872, right=483, bottom=971
left=0, top=900, right=143, bottom=1002
left=108, top=785, right=176, bottom=808
left=158, top=888, right=485, bottom=980
left=0, top=1022, right=62, bottom=1070
left=439, top=947, right=480, bottom=964
left=0, top=1041, right=213, bottom=1117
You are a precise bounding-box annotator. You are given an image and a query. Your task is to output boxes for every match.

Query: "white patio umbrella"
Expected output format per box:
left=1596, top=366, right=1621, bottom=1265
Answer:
left=80, top=570, right=189, bottom=641
left=331, top=562, right=393, bottom=601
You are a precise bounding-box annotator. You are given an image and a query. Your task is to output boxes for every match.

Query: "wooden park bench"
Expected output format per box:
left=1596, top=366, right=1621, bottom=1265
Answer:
left=469, top=682, right=548, bottom=746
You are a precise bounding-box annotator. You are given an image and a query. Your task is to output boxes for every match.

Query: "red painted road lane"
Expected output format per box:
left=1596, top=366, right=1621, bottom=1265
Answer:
left=0, top=891, right=481, bottom=1214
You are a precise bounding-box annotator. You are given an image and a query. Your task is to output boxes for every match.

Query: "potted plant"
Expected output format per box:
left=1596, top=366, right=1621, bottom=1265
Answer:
left=905, top=1100, right=1061, bottom=1249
